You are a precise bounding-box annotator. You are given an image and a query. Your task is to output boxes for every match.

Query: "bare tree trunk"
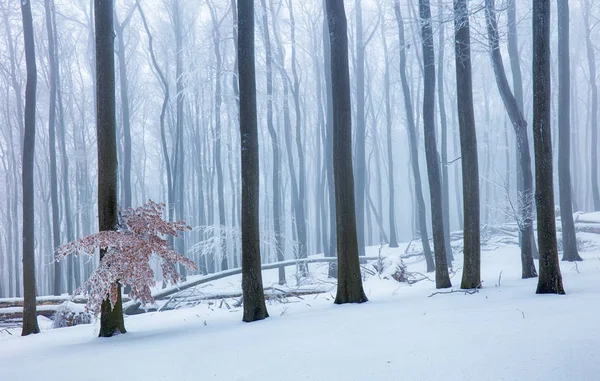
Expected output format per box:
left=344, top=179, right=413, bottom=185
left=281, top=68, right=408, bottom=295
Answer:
left=454, top=0, right=480, bottom=289
left=325, top=0, right=368, bottom=304
left=238, top=0, right=269, bottom=322
left=259, top=0, right=285, bottom=284
left=557, top=0, right=581, bottom=262
left=114, top=7, right=134, bottom=209
left=507, top=0, right=538, bottom=259
left=393, top=1, right=434, bottom=273
left=20, top=0, right=40, bottom=336
left=44, top=0, right=63, bottom=296
left=533, top=0, right=565, bottom=295
left=95, top=0, right=126, bottom=336
left=437, top=0, right=453, bottom=263
left=288, top=0, right=309, bottom=275
left=353, top=0, right=366, bottom=257
left=419, top=0, right=451, bottom=288
left=583, top=0, right=600, bottom=211
left=173, top=0, right=186, bottom=280
left=208, top=1, right=228, bottom=272
left=323, top=8, right=337, bottom=278
left=484, top=0, right=537, bottom=278
left=380, top=18, right=398, bottom=248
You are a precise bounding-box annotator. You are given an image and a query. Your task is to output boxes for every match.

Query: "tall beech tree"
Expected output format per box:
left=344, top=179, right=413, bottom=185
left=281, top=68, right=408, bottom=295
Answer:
left=557, top=0, right=581, bottom=262
left=20, top=0, right=40, bottom=336
left=393, top=0, right=434, bottom=273
left=484, top=0, right=537, bottom=278
left=532, top=0, right=565, bottom=295
left=325, top=0, right=368, bottom=304
left=583, top=0, right=600, bottom=211
left=238, top=0, right=269, bottom=322
left=95, top=0, right=126, bottom=336
left=454, top=0, right=480, bottom=289
left=419, top=0, right=451, bottom=288
left=259, top=0, right=284, bottom=281
left=44, top=0, right=62, bottom=296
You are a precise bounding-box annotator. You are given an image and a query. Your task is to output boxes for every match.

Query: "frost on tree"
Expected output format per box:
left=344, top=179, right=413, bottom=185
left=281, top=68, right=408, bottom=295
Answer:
left=57, top=200, right=197, bottom=315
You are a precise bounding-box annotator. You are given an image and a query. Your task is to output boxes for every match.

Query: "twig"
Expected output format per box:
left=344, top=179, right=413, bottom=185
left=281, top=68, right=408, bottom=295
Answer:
left=497, top=270, right=503, bottom=287
left=428, top=282, right=482, bottom=297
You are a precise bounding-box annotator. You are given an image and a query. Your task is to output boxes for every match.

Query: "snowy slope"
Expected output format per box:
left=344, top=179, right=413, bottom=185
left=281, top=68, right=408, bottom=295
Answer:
left=1, top=242, right=599, bottom=381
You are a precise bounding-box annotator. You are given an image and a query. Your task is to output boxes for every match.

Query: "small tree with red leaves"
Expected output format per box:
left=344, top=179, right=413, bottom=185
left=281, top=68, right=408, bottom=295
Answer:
left=57, top=200, right=197, bottom=315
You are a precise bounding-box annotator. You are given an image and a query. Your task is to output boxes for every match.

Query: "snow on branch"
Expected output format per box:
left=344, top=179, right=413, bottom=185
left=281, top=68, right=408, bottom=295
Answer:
left=56, top=200, right=197, bottom=315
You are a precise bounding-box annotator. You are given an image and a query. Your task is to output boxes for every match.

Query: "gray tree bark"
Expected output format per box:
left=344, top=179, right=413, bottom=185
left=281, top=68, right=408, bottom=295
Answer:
left=20, top=0, right=40, bottom=336
left=238, top=0, right=269, bottom=322
left=484, top=0, right=537, bottom=278
left=532, top=0, right=565, bottom=295
left=583, top=0, right=600, bottom=211
left=95, top=0, right=126, bottom=336
left=419, top=0, right=451, bottom=288
left=393, top=1, right=435, bottom=273
left=454, top=0, right=481, bottom=289
left=44, top=0, right=62, bottom=296
left=557, top=0, right=581, bottom=262
left=325, top=0, right=368, bottom=304
left=259, top=0, right=285, bottom=284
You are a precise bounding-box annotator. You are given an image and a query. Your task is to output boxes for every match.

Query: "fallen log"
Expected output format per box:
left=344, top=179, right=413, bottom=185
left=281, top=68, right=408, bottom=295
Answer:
left=124, top=256, right=382, bottom=314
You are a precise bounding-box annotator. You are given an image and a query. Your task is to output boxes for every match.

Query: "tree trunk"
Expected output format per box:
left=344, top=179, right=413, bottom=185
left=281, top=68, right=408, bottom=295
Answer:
left=583, top=0, right=600, bottom=211
left=454, top=0, right=481, bottom=289
left=381, top=20, right=398, bottom=248
left=288, top=0, right=309, bottom=275
left=557, top=0, right=581, bottom=262
left=114, top=9, right=133, bottom=209
left=393, top=1, right=435, bottom=273
left=173, top=0, right=186, bottom=280
left=419, top=0, right=451, bottom=288
left=507, top=0, right=538, bottom=259
left=323, top=8, right=337, bottom=278
left=353, top=0, right=366, bottom=257
left=44, top=0, right=63, bottom=296
left=20, top=0, right=40, bottom=336
left=259, top=0, right=285, bottom=284
left=95, top=0, right=126, bottom=336
left=208, top=2, right=228, bottom=272
left=532, top=0, right=565, bottom=295
left=238, top=0, right=270, bottom=322
left=484, top=0, right=537, bottom=279
left=437, top=0, right=453, bottom=263
left=325, top=0, right=368, bottom=304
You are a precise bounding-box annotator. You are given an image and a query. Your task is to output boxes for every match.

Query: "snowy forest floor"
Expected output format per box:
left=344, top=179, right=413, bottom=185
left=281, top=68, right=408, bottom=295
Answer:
left=1, top=233, right=600, bottom=380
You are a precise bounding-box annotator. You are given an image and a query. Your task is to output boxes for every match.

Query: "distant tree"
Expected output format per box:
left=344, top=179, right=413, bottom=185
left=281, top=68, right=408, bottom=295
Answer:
left=380, top=8, right=399, bottom=249
left=484, top=0, right=537, bottom=278
left=44, top=0, right=62, bottom=296
left=506, top=0, right=539, bottom=260
left=393, top=0, right=434, bottom=273
left=454, top=0, right=480, bottom=289
left=57, top=201, right=196, bottom=316
left=556, top=0, right=582, bottom=262
left=354, top=0, right=366, bottom=257
left=258, top=0, right=285, bottom=283
left=113, top=6, right=135, bottom=209
left=583, top=0, right=600, bottom=211
left=207, top=0, right=228, bottom=272
left=437, top=0, right=453, bottom=264
left=237, top=0, right=270, bottom=322
left=20, top=0, right=40, bottom=336
left=95, top=0, right=126, bottom=336
left=325, top=0, right=368, bottom=304
left=532, top=0, right=565, bottom=295
left=419, top=0, right=451, bottom=288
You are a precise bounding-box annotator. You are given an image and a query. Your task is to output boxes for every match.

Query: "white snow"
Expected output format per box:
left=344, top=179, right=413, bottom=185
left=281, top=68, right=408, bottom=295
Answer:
left=1, top=240, right=599, bottom=380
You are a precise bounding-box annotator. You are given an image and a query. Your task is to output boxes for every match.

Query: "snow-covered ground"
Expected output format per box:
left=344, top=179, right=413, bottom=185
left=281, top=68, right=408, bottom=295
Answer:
left=1, top=238, right=600, bottom=380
